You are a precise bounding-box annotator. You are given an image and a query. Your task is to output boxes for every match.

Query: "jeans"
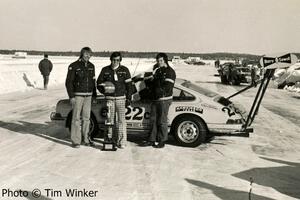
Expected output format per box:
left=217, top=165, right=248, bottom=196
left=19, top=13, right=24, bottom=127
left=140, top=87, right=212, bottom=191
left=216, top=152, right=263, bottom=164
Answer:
left=71, top=96, right=92, bottom=145
left=149, top=100, right=172, bottom=142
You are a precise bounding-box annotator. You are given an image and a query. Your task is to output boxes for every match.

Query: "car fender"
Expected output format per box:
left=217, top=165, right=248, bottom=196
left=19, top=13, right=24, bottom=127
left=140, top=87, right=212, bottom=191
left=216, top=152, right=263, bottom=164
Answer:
left=170, top=113, right=208, bottom=134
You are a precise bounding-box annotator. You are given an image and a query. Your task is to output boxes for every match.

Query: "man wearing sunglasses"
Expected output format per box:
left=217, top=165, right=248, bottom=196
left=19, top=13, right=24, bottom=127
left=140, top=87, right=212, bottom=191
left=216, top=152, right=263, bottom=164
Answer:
left=65, top=47, right=97, bottom=148
left=97, top=52, right=132, bottom=149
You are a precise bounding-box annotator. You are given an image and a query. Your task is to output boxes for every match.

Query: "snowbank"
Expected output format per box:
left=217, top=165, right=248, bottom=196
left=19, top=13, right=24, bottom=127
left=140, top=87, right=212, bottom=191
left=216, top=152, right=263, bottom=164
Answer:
left=273, top=63, right=300, bottom=87
left=284, top=82, right=300, bottom=93
left=0, top=55, right=154, bottom=94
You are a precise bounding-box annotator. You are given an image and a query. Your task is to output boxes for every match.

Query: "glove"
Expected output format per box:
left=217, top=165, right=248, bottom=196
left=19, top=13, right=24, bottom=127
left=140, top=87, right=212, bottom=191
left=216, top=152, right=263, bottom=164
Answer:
left=125, top=99, right=131, bottom=108
left=132, top=76, right=143, bottom=82
left=92, top=97, right=97, bottom=104
left=97, top=84, right=105, bottom=94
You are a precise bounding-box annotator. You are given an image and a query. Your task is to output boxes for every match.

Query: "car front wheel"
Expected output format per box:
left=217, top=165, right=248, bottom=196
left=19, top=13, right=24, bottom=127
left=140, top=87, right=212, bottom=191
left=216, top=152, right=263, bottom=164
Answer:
left=172, top=115, right=207, bottom=147
left=67, top=113, right=100, bottom=140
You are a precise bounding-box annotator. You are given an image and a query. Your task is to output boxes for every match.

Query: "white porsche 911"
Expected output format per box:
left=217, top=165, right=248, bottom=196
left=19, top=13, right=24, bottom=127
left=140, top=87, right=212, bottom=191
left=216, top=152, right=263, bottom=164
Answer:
left=51, top=78, right=252, bottom=147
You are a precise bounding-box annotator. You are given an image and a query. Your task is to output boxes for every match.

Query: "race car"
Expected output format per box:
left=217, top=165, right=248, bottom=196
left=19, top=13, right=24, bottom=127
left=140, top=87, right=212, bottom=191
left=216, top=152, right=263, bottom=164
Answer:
left=218, top=62, right=251, bottom=85
left=51, top=78, right=252, bottom=147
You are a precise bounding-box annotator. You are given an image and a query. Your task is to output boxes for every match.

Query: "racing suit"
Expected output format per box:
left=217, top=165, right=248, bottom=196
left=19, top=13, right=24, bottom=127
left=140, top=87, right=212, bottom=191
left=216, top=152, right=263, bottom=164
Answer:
left=97, top=65, right=132, bottom=147
left=147, top=64, right=176, bottom=143
left=65, top=59, right=96, bottom=145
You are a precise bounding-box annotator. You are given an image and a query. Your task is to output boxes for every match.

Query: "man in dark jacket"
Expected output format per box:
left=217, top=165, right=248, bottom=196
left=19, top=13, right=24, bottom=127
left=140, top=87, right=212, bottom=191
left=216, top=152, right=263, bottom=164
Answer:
left=65, top=47, right=96, bottom=148
left=97, top=52, right=132, bottom=149
left=141, top=53, right=176, bottom=148
left=38, top=54, right=53, bottom=89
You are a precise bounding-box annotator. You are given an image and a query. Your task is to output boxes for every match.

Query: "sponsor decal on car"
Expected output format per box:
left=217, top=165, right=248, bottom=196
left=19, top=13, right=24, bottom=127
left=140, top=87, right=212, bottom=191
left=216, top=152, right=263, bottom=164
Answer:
left=127, top=122, right=151, bottom=129
left=175, top=106, right=203, bottom=114
left=201, top=103, right=218, bottom=110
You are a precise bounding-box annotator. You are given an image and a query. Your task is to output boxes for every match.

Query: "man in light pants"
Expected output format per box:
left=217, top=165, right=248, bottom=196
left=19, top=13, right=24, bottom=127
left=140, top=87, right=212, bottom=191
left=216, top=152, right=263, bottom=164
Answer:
left=97, top=52, right=132, bottom=149
left=65, top=47, right=97, bottom=148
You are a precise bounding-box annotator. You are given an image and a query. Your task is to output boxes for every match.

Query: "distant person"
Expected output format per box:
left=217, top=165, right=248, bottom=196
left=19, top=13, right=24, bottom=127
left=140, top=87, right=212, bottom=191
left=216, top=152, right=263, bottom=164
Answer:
left=38, top=54, right=53, bottom=89
left=97, top=52, right=132, bottom=149
left=251, top=65, right=257, bottom=87
left=215, top=59, right=220, bottom=68
left=65, top=47, right=97, bottom=148
left=140, top=53, right=176, bottom=148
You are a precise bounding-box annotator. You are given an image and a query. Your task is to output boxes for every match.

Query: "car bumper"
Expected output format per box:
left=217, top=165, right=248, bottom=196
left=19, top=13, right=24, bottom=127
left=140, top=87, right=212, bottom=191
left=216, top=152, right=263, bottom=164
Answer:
left=50, top=112, right=66, bottom=125
left=208, top=124, right=253, bottom=137
left=227, top=127, right=253, bottom=137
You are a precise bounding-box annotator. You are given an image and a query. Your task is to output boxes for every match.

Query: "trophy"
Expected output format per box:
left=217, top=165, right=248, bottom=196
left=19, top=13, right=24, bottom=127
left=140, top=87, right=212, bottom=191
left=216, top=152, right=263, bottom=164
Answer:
left=99, top=81, right=117, bottom=151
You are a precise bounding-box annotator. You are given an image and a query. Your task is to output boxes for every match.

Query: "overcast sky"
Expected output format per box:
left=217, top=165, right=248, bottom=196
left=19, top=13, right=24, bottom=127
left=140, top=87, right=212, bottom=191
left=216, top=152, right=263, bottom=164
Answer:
left=0, top=0, right=299, bottom=54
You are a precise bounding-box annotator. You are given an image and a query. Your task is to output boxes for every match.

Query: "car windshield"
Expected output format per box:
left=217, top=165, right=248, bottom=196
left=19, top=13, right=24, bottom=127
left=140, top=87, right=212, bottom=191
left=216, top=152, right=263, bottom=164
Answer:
left=181, top=81, right=218, bottom=98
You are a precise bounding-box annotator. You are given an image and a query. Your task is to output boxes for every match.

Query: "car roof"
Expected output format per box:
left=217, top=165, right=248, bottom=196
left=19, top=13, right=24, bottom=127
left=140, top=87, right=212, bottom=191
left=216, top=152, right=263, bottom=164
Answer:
left=175, top=79, right=222, bottom=99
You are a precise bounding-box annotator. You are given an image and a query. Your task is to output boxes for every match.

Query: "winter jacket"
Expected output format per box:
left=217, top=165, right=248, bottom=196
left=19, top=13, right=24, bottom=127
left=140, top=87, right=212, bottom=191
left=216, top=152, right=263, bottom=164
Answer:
left=38, top=59, right=53, bottom=76
left=65, top=59, right=96, bottom=98
left=97, top=65, right=132, bottom=101
left=146, top=64, right=176, bottom=101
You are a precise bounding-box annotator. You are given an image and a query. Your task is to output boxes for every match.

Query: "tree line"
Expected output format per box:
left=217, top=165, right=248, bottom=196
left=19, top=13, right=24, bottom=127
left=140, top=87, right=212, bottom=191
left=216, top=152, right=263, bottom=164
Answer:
left=1, top=49, right=298, bottom=61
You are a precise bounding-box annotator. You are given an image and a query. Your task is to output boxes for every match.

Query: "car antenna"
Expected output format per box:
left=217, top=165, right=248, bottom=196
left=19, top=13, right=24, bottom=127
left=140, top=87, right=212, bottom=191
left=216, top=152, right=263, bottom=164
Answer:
left=132, top=57, right=141, bottom=77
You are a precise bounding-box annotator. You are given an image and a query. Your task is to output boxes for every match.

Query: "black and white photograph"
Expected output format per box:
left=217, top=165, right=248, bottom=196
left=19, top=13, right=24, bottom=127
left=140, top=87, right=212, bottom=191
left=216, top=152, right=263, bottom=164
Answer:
left=0, top=0, right=299, bottom=199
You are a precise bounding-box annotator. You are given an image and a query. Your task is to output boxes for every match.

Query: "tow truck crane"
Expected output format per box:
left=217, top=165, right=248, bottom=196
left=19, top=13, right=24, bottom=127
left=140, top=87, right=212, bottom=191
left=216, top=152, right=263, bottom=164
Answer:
left=225, top=53, right=298, bottom=136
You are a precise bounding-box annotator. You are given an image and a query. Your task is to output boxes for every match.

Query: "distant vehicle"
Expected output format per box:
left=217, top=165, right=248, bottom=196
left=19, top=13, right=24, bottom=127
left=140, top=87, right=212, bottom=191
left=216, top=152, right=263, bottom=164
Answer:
left=51, top=78, right=251, bottom=147
left=217, top=62, right=255, bottom=85
left=12, top=52, right=27, bottom=59
left=185, top=57, right=206, bottom=65
left=187, top=56, right=201, bottom=61
left=184, top=60, right=206, bottom=65
left=172, top=56, right=181, bottom=63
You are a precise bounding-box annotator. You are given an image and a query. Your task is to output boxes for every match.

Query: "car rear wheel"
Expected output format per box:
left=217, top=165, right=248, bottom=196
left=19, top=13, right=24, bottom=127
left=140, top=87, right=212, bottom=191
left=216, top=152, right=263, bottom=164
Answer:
left=229, top=78, right=240, bottom=85
left=220, top=75, right=228, bottom=84
left=172, top=115, right=207, bottom=147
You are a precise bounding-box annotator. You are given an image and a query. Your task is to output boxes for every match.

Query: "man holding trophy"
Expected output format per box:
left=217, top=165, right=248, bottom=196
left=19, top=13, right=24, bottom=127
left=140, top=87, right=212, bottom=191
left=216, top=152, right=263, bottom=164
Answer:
left=97, top=52, right=132, bottom=149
